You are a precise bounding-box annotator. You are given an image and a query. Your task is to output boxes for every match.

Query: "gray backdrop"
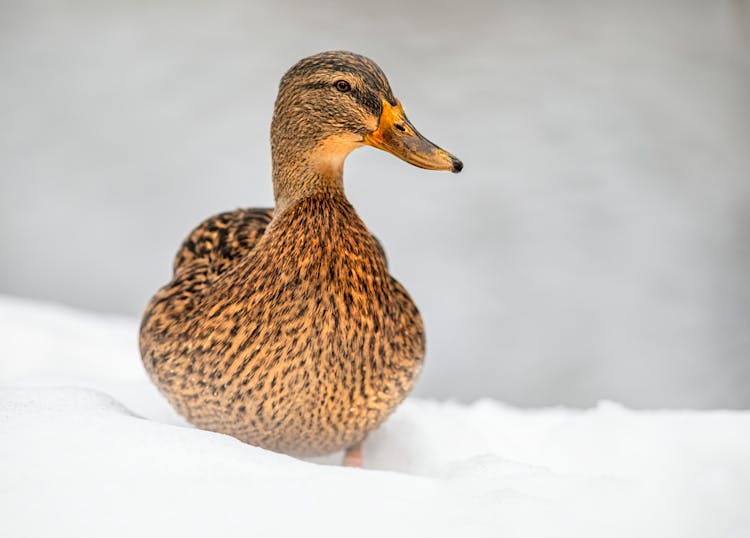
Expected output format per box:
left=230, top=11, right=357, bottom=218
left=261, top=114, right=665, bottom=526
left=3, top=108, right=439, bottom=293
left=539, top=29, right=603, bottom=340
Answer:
left=2, top=0, right=749, bottom=408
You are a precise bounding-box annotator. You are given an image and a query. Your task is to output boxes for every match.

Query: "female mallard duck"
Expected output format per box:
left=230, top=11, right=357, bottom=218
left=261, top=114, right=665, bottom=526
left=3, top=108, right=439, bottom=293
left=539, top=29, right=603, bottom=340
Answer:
left=139, top=51, right=462, bottom=466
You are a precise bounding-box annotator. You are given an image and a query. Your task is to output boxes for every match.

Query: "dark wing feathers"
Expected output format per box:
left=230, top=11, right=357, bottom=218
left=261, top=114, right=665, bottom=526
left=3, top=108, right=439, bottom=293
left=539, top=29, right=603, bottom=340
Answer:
left=173, top=208, right=274, bottom=284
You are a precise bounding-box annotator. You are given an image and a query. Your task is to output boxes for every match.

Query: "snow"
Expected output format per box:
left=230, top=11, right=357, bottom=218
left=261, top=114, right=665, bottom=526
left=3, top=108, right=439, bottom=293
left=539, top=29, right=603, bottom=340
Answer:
left=1, top=295, right=749, bottom=537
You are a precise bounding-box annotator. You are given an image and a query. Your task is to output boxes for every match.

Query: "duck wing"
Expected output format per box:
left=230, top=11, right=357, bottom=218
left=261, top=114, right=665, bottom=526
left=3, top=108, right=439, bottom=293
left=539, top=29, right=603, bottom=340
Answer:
left=172, top=208, right=274, bottom=285
left=141, top=208, right=273, bottom=331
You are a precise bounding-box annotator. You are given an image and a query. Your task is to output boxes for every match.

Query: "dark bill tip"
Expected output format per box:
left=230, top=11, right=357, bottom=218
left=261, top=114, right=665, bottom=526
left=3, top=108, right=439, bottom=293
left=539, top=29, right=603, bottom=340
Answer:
left=451, top=156, right=463, bottom=173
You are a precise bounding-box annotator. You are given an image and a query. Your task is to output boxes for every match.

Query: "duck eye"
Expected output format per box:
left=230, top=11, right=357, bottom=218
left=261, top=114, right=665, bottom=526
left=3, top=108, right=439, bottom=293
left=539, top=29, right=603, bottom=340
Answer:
left=334, top=80, right=351, bottom=93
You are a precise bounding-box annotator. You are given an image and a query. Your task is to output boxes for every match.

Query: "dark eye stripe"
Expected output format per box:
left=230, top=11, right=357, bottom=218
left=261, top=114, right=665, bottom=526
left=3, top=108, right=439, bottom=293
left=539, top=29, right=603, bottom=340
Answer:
left=352, top=88, right=382, bottom=116
left=300, top=81, right=332, bottom=90
left=297, top=80, right=384, bottom=118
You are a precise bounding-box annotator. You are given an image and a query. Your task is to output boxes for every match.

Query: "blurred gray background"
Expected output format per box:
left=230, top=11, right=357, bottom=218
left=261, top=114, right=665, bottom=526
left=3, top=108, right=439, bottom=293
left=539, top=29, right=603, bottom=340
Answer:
left=2, top=0, right=749, bottom=408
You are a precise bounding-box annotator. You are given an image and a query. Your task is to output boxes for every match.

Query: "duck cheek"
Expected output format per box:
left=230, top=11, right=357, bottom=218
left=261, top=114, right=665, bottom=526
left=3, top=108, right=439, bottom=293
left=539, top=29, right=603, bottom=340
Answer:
left=362, top=112, right=380, bottom=134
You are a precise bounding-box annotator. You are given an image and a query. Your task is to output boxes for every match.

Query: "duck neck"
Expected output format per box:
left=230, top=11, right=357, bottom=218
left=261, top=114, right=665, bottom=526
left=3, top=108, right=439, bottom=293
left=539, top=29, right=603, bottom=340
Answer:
left=271, top=132, right=362, bottom=214
left=272, top=157, right=343, bottom=214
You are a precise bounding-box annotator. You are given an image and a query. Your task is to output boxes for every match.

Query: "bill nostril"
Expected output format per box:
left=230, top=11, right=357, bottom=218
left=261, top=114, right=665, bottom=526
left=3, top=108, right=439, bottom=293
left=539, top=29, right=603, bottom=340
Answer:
left=394, top=123, right=406, bottom=132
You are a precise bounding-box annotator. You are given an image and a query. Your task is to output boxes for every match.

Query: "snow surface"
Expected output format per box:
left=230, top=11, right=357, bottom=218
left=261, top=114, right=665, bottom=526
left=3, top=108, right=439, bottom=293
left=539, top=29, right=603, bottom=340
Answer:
left=2, top=295, right=750, bottom=538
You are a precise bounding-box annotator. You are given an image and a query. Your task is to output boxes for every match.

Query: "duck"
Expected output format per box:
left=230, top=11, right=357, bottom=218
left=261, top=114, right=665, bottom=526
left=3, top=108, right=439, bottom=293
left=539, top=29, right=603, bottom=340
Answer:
left=139, top=51, right=462, bottom=467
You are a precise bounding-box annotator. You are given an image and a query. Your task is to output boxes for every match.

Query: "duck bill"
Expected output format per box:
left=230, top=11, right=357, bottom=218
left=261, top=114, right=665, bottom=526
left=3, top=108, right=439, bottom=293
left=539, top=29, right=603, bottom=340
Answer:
left=364, top=99, right=463, bottom=173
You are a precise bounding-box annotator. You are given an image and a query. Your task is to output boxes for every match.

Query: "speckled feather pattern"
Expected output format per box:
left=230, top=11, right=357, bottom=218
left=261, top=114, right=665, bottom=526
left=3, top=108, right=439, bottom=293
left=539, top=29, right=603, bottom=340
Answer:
left=140, top=51, right=433, bottom=457
left=140, top=195, right=425, bottom=456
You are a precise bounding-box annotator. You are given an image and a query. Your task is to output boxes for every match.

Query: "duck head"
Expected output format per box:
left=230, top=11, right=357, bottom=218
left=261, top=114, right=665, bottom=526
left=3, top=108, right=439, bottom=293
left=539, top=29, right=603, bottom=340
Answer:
left=271, top=51, right=462, bottom=209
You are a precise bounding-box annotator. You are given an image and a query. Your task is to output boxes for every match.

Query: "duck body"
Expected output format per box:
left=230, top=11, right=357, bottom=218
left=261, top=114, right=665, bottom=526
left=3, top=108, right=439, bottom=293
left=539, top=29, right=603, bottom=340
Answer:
left=141, top=194, right=423, bottom=455
left=139, top=51, right=460, bottom=460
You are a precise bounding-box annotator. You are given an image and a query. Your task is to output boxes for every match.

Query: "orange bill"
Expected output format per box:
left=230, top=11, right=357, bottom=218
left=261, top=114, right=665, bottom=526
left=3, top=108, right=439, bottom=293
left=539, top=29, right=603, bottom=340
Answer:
left=364, top=99, right=463, bottom=173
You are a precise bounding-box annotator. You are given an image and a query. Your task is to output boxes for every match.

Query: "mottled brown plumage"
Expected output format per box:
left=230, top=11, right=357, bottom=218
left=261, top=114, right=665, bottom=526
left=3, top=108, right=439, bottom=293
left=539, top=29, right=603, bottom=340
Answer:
left=139, top=51, right=461, bottom=459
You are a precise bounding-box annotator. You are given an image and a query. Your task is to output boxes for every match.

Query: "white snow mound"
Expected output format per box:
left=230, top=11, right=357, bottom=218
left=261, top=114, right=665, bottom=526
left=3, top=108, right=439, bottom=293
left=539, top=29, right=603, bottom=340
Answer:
left=1, top=295, right=749, bottom=538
